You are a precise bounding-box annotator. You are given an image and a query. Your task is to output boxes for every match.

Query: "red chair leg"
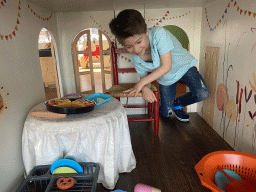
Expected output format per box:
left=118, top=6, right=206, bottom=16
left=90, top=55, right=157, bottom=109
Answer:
left=148, top=102, right=152, bottom=119
left=153, top=91, right=160, bottom=136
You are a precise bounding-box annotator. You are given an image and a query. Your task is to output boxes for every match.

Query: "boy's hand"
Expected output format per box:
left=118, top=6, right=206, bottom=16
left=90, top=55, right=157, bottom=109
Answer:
left=123, top=81, right=145, bottom=97
left=123, top=84, right=156, bottom=103
left=141, top=86, right=157, bottom=103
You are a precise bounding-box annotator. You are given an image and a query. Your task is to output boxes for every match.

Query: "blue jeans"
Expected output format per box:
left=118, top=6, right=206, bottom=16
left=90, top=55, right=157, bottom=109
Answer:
left=159, top=66, right=209, bottom=117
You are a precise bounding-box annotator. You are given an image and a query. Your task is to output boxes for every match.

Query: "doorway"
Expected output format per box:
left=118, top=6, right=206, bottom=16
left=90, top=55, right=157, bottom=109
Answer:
left=38, top=28, right=60, bottom=100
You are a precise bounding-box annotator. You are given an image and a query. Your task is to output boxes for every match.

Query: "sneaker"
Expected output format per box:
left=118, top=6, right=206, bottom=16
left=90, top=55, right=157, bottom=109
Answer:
left=173, top=108, right=190, bottom=122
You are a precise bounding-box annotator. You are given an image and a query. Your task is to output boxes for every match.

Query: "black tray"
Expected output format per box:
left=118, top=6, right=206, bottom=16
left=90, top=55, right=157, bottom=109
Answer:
left=45, top=100, right=95, bottom=114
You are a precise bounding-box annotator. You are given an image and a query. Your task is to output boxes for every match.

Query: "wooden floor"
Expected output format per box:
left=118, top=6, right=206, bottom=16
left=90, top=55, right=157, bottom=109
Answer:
left=96, top=113, right=234, bottom=192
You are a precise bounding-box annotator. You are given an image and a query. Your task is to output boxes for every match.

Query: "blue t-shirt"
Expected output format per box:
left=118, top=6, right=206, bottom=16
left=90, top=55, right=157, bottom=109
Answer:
left=130, top=26, right=197, bottom=85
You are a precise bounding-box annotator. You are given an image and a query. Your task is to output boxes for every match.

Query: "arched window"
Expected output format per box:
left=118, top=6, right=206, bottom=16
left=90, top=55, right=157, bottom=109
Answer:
left=72, top=28, right=113, bottom=94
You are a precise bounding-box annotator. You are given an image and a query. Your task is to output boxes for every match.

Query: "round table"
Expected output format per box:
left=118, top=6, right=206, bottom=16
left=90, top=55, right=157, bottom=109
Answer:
left=22, top=98, right=136, bottom=190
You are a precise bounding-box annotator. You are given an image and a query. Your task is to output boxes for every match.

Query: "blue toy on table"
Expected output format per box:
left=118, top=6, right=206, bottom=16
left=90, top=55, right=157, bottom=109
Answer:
left=84, top=93, right=112, bottom=106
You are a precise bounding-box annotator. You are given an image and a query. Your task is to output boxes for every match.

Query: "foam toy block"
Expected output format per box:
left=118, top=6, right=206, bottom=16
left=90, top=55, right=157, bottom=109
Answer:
left=134, top=183, right=161, bottom=192
left=52, top=166, right=77, bottom=175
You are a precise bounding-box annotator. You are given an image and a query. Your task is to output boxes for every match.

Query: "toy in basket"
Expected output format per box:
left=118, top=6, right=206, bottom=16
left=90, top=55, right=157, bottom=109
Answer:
left=195, top=150, right=256, bottom=192
left=215, top=166, right=256, bottom=191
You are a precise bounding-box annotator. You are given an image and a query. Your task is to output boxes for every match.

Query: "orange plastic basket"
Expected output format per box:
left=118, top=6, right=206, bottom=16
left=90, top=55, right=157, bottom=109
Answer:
left=195, top=150, right=256, bottom=192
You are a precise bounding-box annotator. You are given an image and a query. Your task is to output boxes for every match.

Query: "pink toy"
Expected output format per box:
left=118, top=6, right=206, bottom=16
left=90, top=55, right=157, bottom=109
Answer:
left=134, top=183, right=161, bottom=192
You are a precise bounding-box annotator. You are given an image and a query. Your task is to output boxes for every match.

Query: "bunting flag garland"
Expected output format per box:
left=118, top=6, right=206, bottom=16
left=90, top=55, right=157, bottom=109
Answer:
left=118, top=53, right=132, bottom=63
left=0, top=0, right=7, bottom=8
left=148, top=10, right=191, bottom=24
left=89, top=15, right=114, bottom=41
left=0, top=0, right=21, bottom=40
left=27, top=3, right=52, bottom=21
left=205, top=0, right=256, bottom=32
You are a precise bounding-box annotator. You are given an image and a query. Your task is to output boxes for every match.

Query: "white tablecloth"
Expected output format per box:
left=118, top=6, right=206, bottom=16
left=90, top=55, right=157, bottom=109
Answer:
left=22, top=98, right=136, bottom=189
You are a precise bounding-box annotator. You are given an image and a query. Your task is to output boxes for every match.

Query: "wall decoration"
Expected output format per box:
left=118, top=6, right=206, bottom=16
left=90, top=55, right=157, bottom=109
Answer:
left=0, top=0, right=21, bottom=40
left=0, top=86, right=10, bottom=115
left=0, top=0, right=7, bottom=8
left=27, top=3, right=52, bottom=21
left=215, top=21, right=256, bottom=148
left=147, top=11, right=191, bottom=27
left=205, top=0, right=256, bottom=32
left=118, top=53, right=131, bottom=62
left=249, top=73, right=256, bottom=92
left=89, top=15, right=113, bottom=40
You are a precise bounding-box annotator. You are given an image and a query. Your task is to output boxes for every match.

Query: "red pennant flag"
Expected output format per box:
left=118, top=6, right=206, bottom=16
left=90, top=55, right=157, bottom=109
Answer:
left=249, top=11, right=252, bottom=16
left=18, top=5, right=21, bottom=10
left=228, top=3, right=230, bottom=7
left=34, top=12, right=36, bottom=15
left=156, top=23, right=159, bottom=25
left=240, top=10, right=243, bottom=14
left=165, top=14, right=168, bottom=16
left=17, top=19, right=20, bottom=24
left=217, top=23, right=219, bottom=26
left=1, top=1, right=4, bottom=6
left=234, top=1, right=237, bottom=6
left=125, top=58, right=127, bottom=60
left=12, top=31, right=16, bottom=36
left=5, top=36, right=8, bottom=40
left=219, top=19, right=221, bottom=23
left=28, top=4, right=30, bottom=8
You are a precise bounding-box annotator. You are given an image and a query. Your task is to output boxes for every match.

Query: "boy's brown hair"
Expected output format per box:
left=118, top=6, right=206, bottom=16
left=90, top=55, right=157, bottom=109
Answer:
left=109, top=9, right=147, bottom=44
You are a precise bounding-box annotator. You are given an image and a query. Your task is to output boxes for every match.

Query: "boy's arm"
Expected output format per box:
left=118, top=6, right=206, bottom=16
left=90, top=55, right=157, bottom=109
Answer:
left=125, top=51, right=172, bottom=97
left=141, top=51, right=172, bottom=84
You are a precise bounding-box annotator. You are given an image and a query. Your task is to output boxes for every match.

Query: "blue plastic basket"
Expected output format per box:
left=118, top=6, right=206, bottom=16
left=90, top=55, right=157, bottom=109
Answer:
left=84, top=93, right=112, bottom=107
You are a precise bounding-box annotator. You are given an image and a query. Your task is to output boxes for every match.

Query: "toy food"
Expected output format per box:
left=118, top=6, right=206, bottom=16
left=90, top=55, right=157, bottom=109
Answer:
left=56, top=177, right=75, bottom=190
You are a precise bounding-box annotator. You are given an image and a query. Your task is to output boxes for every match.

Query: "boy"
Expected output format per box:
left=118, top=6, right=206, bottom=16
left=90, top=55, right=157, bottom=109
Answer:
left=109, top=9, right=209, bottom=122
